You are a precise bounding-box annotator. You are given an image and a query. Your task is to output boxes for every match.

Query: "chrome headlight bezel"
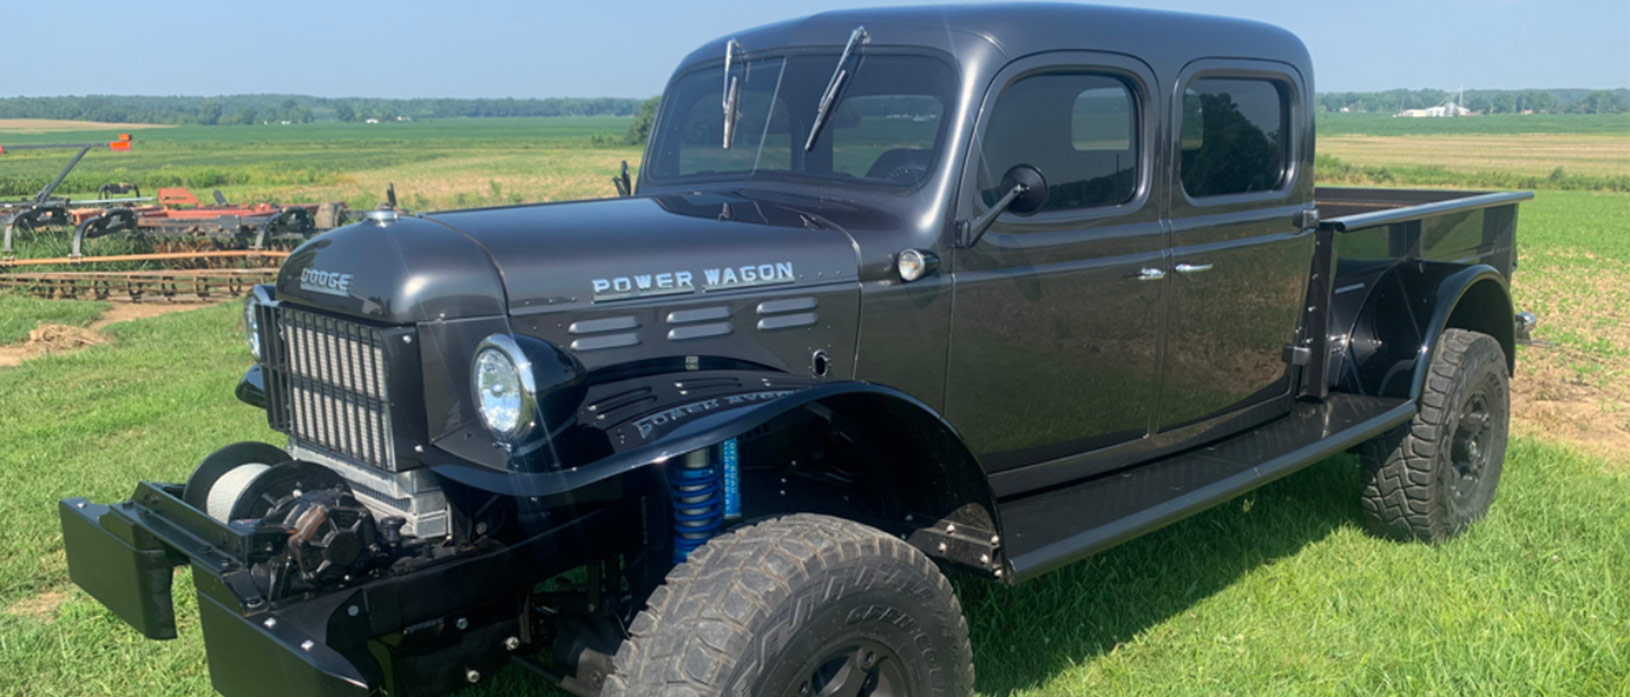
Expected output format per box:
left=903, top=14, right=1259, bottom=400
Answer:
left=472, top=334, right=538, bottom=441
left=243, top=293, right=263, bottom=360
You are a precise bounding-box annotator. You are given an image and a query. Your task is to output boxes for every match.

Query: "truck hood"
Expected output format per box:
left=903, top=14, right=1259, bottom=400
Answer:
left=275, top=192, right=865, bottom=324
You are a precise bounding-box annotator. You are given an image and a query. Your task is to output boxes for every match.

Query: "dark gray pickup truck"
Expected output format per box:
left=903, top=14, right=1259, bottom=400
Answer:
left=58, top=5, right=1533, bottom=697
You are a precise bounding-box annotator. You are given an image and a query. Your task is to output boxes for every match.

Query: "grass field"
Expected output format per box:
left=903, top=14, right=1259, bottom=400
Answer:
left=0, top=117, right=641, bottom=211
left=1316, top=112, right=1630, bottom=136
left=1315, top=113, right=1630, bottom=192
left=2, top=114, right=1629, bottom=696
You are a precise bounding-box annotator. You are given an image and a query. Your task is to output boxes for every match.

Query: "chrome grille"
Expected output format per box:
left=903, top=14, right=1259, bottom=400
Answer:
left=265, top=307, right=397, bottom=470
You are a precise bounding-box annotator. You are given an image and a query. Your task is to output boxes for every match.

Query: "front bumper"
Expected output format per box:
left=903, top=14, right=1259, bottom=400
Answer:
left=60, top=481, right=623, bottom=697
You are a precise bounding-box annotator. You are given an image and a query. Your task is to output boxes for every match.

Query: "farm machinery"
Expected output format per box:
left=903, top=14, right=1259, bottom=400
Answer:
left=2, top=136, right=350, bottom=301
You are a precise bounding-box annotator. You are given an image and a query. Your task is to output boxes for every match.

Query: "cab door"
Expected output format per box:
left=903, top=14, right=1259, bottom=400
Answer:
left=1155, top=60, right=1315, bottom=432
left=945, top=54, right=1167, bottom=473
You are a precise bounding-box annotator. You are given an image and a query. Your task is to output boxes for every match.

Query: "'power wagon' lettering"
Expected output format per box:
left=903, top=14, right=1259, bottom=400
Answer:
left=592, top=262, right=794, bottom=302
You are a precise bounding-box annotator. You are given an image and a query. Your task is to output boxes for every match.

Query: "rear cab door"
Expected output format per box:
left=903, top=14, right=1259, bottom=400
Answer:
left=1156, top=59, right=1317, bottom=436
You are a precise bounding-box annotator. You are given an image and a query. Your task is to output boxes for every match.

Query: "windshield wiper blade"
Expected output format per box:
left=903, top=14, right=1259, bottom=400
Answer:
left=804, top=26, right=868, bottom=151
left=722, top=39, right=743, bottom=149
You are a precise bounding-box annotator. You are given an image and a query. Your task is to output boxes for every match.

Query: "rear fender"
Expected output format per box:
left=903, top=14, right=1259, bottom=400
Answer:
left=1334, top=262, right=1513, bottom=401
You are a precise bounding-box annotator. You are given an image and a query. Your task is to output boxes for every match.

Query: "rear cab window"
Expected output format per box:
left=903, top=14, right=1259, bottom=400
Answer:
left=1178, top=77, right=1292, bottom=199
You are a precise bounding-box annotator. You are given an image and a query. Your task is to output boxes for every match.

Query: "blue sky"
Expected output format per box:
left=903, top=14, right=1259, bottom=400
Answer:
left=7, top=0, right=1627, bottom=98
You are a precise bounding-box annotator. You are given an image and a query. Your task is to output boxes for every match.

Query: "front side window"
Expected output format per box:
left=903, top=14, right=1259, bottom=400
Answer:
left=645, top=54, right=955, bottom=189
left=977, top=72, right=1139, bottom=215
left=1179, top=77, right=1290, bottom=198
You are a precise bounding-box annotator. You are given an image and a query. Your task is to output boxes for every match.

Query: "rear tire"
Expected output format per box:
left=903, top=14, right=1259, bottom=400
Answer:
left=1359, top=328, right=1509, bottom=543
left=604, top=513, right=974, bottom=697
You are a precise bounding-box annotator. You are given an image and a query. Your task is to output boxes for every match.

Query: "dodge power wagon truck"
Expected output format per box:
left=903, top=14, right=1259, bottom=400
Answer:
left=60, top=5, right=1533, bottom=697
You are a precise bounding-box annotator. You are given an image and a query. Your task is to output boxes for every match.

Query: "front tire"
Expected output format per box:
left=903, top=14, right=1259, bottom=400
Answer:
left=1359, top=328, right=1510, bottom=542
left=604, top=514, right=974, bottom=697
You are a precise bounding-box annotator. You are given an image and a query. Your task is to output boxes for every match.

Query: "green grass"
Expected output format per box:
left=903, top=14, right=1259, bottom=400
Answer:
left=1318, top=112, right=1630, bottom=136
left=1316, top=153, right=1630, bottom=193
left=0, top=295, right=108, bottom=343
left=0, top=116, right=636, bottom=209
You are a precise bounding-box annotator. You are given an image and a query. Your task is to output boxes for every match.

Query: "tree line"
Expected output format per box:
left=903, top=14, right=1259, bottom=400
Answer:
left=1, top=88, right=1622, bottom=128
left=0, top=94, right=646, bottom=125
left=1318, top=88, right=1628, bottom=114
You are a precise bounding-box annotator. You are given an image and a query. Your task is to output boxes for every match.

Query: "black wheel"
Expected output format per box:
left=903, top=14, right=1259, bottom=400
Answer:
left=605, top=514, right=974, bottom=697
left=1359, top=328, right=1510, bottom=543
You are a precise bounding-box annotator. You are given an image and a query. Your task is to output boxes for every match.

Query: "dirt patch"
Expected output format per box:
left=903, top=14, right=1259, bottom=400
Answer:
left=0, top=118, right=175, bottom=134
left=0, top=300, right=221, bottom=368
left=90, top=301, right=219, bottom=330
left=6, top=590, right=67, bottom=622
left=1510, top=356, right=1630, bottom=469
left=0, top=323, right=107, bottom=367
left=1508, top=251, right=1630, bottom=469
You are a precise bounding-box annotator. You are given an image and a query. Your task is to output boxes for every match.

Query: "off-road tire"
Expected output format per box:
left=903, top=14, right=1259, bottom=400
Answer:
left=1359, top=328, right=1509, bottom=543
left=603, top=513, right=974, bottom=697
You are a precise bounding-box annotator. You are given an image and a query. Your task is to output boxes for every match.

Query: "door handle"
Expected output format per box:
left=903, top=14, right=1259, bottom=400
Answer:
left=1175, top=262, right=1214, bottom=274
left=1134, top=267, right=1166, bottom=281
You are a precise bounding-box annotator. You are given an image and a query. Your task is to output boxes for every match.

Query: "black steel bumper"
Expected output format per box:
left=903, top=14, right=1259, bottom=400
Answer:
left=60, top=481, right=625, bottom=697
left=61, top=483, right=372, bottom=697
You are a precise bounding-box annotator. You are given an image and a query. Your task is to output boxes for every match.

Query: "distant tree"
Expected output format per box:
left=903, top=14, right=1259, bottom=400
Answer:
left=334, top=102, right=356, bottom=122
left=221, top=107, right=257, bottom=125
left=1465, top=95, right=1492, bottom=113
left=197, top=99, right=222, bottom=125
left=623, top=95, right=661, bottom=145
left=1530, top=90, right=1557, bottom=113
left=1489, top=92, right=1516, bottom=114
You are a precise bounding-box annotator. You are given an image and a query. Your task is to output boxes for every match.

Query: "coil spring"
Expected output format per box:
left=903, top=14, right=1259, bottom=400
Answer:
left=672, top=449, right=723, bottom=563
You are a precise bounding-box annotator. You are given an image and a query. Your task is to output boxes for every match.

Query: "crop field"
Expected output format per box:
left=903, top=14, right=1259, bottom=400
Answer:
left=1, top=114, right=1628, bottom=696
left=0, top=116, right=642, bottom=211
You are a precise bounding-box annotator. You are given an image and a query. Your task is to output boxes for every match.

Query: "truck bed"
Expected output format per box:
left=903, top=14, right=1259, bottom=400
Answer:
left=1315, top=187, right=1531, bottom=277
left=1316, top=187, right=1532, bottom=234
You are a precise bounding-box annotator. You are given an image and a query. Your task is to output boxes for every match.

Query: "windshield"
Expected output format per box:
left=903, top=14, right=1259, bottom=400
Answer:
left=645, top=53, right=956, bottom=189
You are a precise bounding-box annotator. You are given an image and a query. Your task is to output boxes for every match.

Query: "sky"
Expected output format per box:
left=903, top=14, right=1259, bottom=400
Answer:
left=6, top=0, right=1627, bottom=99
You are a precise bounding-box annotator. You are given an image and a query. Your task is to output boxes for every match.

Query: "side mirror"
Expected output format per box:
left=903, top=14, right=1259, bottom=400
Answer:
left=1001, top=165, right=1048, bottom=215
left=961, top=164, right=1048, bottom=248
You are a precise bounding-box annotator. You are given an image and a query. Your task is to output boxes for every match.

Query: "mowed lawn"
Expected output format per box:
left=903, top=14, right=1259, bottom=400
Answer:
left=1, top=114, right=1628, bottom=695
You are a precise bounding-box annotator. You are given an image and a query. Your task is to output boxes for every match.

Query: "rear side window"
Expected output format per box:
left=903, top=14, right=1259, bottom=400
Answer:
left=1179, top=77, right=1290, bottom=198
left=978, top=72, right=1139, bottom=214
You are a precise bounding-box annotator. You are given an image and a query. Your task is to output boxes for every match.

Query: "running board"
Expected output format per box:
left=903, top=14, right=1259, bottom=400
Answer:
left=998, top=394, right=1414, bottom=583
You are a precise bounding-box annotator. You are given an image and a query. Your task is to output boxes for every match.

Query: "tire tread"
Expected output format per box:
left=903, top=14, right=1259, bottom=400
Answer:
left=603, top=514, right=973, bottom=697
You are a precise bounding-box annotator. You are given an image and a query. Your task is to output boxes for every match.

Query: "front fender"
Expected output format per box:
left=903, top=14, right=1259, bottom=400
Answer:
left=427, top=379, right=975, bottom=499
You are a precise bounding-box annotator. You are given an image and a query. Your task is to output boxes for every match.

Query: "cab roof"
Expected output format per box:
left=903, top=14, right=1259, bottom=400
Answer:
left=674, top=3, right=1311, bottom=85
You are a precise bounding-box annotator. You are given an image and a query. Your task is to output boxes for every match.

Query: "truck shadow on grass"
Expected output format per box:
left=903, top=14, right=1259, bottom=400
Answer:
left=956, top=456, right=1363, bottom=696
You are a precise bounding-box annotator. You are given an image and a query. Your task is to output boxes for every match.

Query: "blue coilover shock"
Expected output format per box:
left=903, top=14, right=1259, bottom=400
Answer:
left=672, top=448, right=718, bottom=563
left=671, top=439, right=741, bottom=563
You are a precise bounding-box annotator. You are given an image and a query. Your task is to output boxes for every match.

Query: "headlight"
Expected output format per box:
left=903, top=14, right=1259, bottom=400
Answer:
left=473, top=335, right=536, bottom=440
left=243, top=293, right=262, bottom=360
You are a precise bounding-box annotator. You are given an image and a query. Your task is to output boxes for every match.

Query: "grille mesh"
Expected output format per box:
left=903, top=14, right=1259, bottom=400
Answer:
left=266, top=307, right=396, bottom=470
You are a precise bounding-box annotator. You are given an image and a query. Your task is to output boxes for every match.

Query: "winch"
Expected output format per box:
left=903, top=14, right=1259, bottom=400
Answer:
left=182, top=443, right=404, bottom=598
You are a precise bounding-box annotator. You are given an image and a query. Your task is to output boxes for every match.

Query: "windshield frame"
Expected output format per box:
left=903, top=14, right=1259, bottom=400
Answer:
left=641, top=45, right=962, bottom=194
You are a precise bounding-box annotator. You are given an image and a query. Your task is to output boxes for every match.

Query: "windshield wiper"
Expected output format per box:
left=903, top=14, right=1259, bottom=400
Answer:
left=722, top=39, right=743, bottom=149
left=804, top=26, right=868, bottom=151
